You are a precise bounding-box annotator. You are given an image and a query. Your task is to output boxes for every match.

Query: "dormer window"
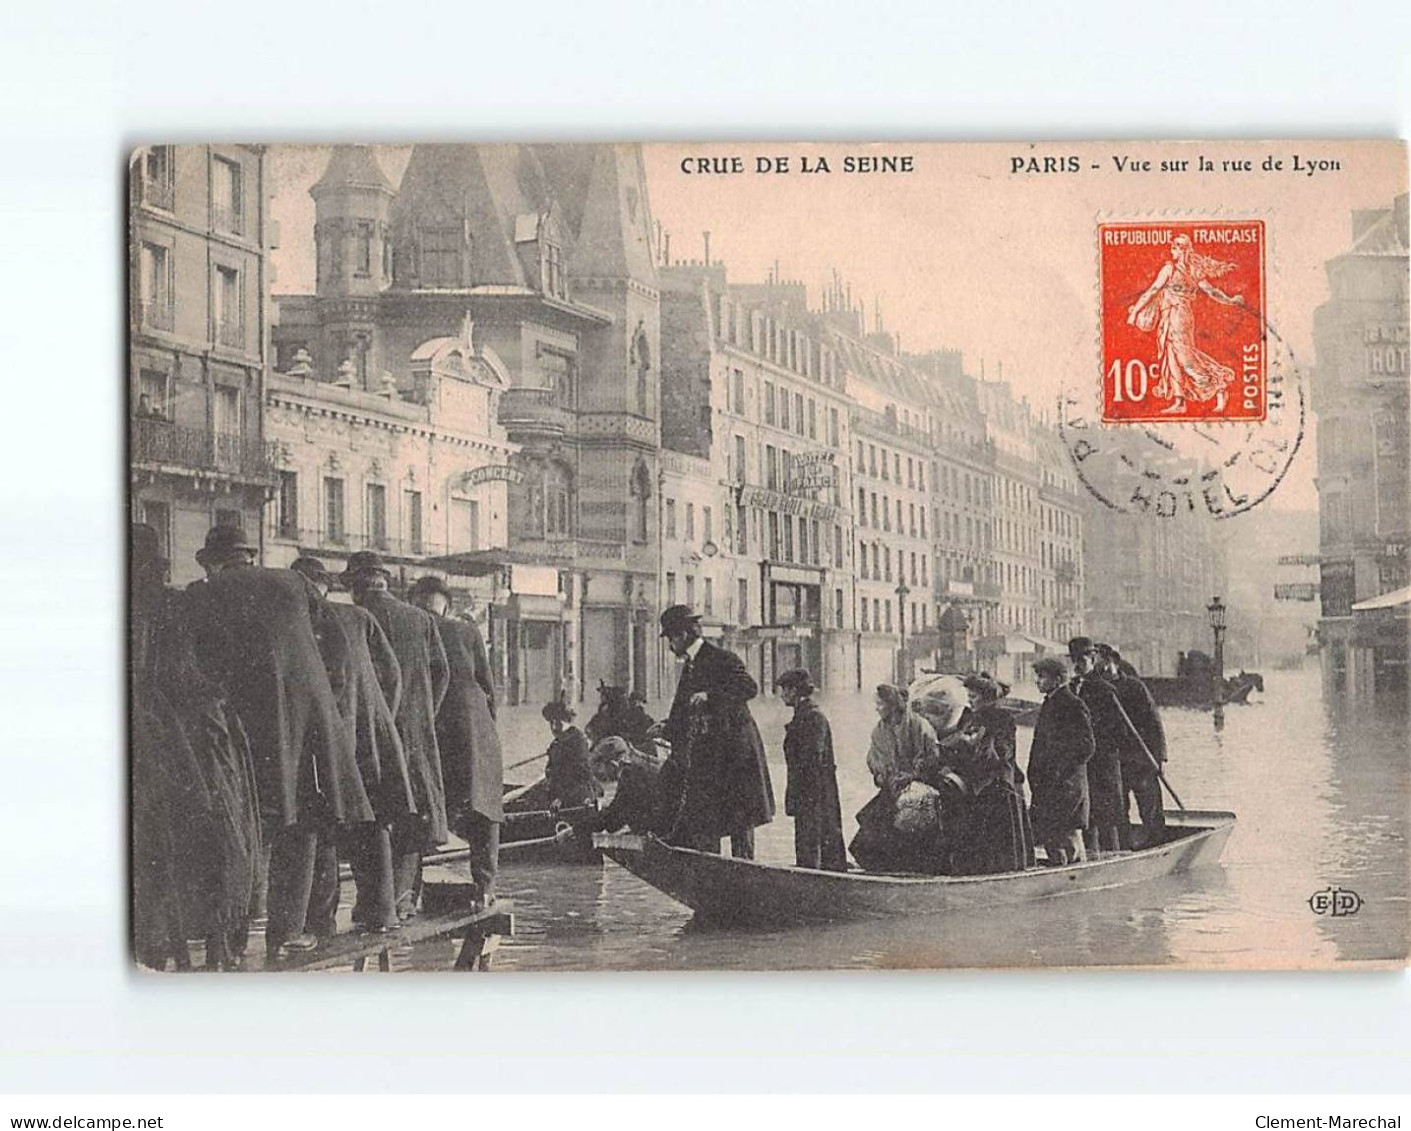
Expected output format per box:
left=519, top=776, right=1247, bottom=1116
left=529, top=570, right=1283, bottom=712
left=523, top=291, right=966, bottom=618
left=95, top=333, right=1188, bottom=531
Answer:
left=418, top=222, right=468, bottom=286
left=543, top=238, right=564, bottom=297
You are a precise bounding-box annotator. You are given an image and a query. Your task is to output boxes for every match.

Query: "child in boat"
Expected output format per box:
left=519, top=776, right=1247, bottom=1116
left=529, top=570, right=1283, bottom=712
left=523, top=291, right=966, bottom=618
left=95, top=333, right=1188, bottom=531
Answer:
left=577, top=736, right=683, bottom=838
left=774, top=668, right=847, bottom=871
left=516, top=696, right=598, bottom=813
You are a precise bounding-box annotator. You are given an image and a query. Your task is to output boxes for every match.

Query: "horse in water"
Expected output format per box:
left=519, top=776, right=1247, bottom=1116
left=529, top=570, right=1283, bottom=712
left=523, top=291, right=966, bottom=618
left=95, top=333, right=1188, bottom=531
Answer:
left=1224, top=670, right=1264, bottom=703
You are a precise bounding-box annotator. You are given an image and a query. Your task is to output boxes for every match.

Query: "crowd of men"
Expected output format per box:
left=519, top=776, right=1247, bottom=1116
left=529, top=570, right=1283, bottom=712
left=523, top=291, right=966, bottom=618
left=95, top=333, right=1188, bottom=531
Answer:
left=131, top=524, right=503, bottom=968
left=578, top=609, right=1170, bottom=878
left=133, top=552, right=1173, bottom=969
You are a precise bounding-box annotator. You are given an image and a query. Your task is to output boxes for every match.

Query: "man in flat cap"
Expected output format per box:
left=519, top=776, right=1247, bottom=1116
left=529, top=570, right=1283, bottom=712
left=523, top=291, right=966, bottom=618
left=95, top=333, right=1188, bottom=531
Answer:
left=409, top=575, right=503, bottom=907
left=344, top=552, right=449, bottom=920
left=658, top=604, right=774, bottom=858
left=187, top=527, right=371, bottom=958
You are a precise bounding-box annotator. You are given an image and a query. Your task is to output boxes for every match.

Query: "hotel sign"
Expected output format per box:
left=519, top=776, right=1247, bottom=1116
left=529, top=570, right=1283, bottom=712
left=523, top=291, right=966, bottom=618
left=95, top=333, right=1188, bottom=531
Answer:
left=1274, top=583, right=1319, bottom=602
left=788, top=450, right=836, bottom=492
left=740, top=485, right=839, bottom=523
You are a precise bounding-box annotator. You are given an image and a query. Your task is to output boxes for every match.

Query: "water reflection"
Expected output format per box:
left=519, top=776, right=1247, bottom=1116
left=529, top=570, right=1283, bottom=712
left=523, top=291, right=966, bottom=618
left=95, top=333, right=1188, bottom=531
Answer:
left=406, top=666, right=1406, bottom=971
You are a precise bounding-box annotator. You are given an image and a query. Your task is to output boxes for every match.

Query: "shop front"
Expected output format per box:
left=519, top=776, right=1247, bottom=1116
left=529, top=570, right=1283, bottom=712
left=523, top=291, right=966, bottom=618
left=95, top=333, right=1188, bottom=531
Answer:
left=761, top=563, right=824, bottom=692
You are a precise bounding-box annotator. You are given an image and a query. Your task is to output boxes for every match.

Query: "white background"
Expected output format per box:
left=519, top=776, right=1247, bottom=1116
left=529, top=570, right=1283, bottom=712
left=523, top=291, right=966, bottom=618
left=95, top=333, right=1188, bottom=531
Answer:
left=0, top=0, right=1408, bottom=1095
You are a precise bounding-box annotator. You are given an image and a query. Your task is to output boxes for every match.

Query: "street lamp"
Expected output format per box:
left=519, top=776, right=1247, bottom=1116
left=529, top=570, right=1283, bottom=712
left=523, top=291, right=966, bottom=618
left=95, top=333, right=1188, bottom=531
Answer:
left=1206, top=595, right=1227, bottom=726
left=896, top=581, right=911, bottom=682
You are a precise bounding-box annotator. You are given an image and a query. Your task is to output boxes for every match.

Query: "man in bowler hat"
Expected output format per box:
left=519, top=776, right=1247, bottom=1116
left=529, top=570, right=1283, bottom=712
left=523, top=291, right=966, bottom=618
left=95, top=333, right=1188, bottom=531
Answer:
left=658, top=604, right=774, bottom=859
left=187, top=527, right=372, bottom=957
left=343, top=552, right=450, bottom=920
left=409, top=575, right=503, bottom=907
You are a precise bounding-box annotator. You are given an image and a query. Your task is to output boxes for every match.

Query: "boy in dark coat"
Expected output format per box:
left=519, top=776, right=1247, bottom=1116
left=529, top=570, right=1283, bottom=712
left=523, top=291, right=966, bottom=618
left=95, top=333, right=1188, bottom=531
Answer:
left=658, top=605, right=775, bottom=858
left=1027, top=656, right=1095, bottom=866
left=1097, top=644, right=1168, bottom=848
left=409, top=575, right=503, bottom=907
left=345, top=554, right=450, bottom=920
left=775, top=669, right=847, bottom=871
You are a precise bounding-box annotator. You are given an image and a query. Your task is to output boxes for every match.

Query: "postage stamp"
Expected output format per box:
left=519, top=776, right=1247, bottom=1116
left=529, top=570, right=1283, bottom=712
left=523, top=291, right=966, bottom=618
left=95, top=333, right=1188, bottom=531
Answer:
left=1100, top=220, right=1267, bottom=423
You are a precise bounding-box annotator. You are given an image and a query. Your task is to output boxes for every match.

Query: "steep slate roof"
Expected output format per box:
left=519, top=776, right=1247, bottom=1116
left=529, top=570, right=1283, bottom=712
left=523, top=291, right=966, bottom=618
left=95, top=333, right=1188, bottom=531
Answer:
left=566, top=144, right=658, bottom=283
left=390, top=144, right=552, bottom=288
left=311, top=145, right=393, bottom=197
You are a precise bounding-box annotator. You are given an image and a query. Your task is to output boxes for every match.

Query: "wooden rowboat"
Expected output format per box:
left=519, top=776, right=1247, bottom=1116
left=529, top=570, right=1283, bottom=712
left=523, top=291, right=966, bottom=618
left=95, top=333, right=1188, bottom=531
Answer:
left=596, top=809, right=1235, bottom=927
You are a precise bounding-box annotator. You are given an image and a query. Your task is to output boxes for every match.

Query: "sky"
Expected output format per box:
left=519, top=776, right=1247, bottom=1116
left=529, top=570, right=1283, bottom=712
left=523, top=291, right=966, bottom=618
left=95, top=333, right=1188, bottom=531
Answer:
left=269, top=140, right=1408, bottom=513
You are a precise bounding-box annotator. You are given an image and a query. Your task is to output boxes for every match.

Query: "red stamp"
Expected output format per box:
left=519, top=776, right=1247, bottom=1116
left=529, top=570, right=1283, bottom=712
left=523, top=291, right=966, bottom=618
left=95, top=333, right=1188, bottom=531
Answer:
left=1100, top=220, right=1267, bottom=422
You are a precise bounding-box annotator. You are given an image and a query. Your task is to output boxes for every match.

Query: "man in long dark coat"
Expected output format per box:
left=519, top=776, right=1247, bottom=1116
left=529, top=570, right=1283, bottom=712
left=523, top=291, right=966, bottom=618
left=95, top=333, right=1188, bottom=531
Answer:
left=1027, top=656, right=1094, bottom=866
left=132, top=525, right=259, bottom=970
left=775, top=668, right=847, bottom=871
left=291, top=557, right=416, bottom=934
left=410, top=576, right=503, bottom=905
left=1068, top=636, right=1134, bottom=855
left=344, top=552, right=449, bottom=920
left=1097, top=644, right=1168, bottom=848
left=658, top=604, right=774, bottom=859
left=187, top=526, right=371, bottom=957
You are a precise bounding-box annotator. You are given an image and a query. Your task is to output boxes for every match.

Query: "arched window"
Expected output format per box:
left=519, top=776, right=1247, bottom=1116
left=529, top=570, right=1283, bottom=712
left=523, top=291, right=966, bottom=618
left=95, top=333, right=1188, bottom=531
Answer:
left=630, top=323, right=651, bottom=415
left=545, top=461, right=573, bottom=538
left=629, top=459, right=652, bottom=544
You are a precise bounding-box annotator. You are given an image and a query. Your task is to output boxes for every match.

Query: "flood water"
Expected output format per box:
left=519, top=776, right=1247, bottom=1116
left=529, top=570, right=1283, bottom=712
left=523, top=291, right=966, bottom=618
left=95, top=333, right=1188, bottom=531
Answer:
left=395, top=665, right=1407, bottom=971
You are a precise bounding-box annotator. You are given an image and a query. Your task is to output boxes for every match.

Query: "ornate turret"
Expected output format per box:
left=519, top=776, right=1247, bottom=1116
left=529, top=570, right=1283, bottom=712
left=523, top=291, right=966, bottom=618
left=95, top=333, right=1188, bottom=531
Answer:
left=310, top=146, right=394, bottom=389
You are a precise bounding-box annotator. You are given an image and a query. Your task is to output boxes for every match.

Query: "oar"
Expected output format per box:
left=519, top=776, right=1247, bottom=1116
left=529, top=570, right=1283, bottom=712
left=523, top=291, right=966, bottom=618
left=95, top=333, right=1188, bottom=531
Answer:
left=504, top=750, right=549, bottom=774
left=501, top=778, right=543, bottom=806
left=1107, top=691, right=1186, bottom=813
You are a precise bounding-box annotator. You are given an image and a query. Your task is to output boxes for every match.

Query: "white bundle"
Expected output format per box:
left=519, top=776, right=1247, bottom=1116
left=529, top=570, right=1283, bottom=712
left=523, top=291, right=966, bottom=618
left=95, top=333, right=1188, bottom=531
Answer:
left=893, top=781, right=944, bottom=835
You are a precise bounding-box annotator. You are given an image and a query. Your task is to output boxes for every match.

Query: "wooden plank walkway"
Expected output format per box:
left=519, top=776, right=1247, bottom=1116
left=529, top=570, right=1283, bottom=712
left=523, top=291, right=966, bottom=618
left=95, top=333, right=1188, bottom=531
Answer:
left=246, top=899, right=515, bottom=973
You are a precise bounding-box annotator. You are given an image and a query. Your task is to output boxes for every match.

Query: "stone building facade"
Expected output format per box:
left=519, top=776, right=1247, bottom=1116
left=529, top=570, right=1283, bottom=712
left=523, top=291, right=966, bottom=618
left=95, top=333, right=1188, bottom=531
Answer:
left=1312, top=193, right=1410, bottom=703
left=271, top=144, right=663, bottom=705
left=660, top=267, right=856, bottom=694
left=130, top=145, right=276, bottom=585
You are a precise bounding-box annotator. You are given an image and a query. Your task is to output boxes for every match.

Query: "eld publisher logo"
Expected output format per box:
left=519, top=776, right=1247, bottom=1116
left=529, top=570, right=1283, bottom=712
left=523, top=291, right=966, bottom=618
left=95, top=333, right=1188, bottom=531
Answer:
left=1308, top=886, right=1363, bottom=917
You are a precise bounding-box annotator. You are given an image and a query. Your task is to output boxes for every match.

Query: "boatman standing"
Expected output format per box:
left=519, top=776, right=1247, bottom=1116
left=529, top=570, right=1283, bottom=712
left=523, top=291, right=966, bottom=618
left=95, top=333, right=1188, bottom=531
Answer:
left=1095, top=643, right=1168, bottom=849
left=1068, top=636, right=1132, bottom=855
left=657, top=605, right=775, bottom=859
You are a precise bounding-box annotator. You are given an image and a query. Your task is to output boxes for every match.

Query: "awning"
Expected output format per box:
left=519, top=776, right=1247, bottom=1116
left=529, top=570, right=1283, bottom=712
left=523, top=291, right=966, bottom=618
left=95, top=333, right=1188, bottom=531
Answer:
left=1351, top=585, right=1411, bottom=612
left=1021, top=633, right=1068, bottom=654
left=978, top=634, right=1034, bottom=655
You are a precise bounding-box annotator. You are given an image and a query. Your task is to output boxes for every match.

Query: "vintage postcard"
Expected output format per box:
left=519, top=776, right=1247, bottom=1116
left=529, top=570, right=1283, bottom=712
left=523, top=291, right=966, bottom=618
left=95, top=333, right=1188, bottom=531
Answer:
left=128, top=140, right=1409, bottom=972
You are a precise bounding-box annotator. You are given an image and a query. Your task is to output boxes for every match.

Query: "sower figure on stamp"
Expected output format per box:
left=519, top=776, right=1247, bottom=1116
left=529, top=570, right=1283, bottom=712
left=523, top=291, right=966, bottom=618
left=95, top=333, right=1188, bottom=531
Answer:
left=343, top=553, right=450, bottom=921
left=1126, top=233, right=1246, bottom=415
left=1096, top=643, right=1168, bottom=849
left=657, top=605, right=775, bottom=859
left=1026, top=656, right=1094, bottom=866
left=187, top=527, right=372, bottom=959
left=410, top=576, right=504, bottom=909
left=290, top=557, right=415, bottom=936
left=774, top=668, right=847, bottom=872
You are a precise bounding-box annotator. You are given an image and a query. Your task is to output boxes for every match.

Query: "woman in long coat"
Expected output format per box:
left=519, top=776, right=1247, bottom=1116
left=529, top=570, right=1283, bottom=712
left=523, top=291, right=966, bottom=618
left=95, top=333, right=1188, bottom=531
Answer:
left=944, top=673, right=1035, bottom=874
left=849, top=684, right=941, bottom=872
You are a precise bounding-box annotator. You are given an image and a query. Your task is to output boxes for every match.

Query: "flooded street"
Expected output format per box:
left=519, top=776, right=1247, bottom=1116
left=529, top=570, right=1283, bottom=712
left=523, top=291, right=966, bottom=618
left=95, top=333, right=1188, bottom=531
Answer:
left=400, top=666, right=1407, bottom=971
